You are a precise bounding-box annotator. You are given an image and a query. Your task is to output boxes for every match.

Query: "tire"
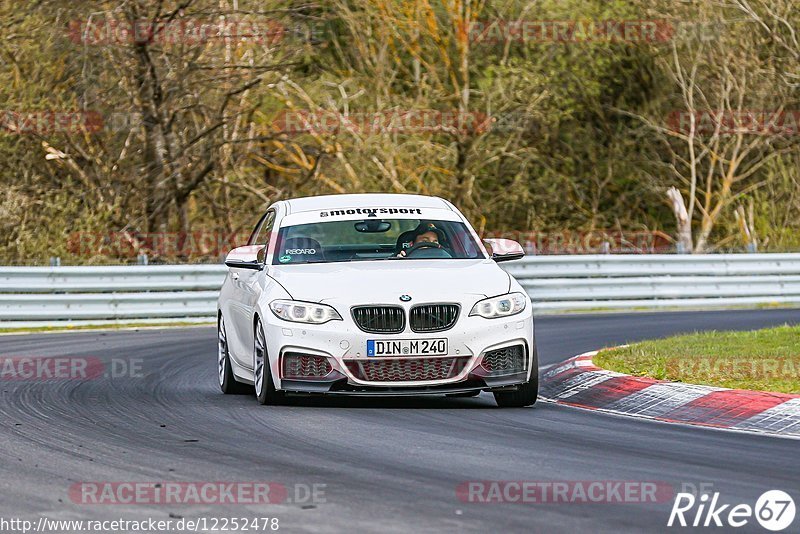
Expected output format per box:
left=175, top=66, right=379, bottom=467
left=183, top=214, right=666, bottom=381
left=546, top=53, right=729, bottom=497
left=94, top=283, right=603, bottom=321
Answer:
left=253, top=318, right=284, bottom=405
left=493, top=346, right=539, bottom=407
left=218, top=315, right=250, bottom=394
left=493, top=377, right=538, bottom=407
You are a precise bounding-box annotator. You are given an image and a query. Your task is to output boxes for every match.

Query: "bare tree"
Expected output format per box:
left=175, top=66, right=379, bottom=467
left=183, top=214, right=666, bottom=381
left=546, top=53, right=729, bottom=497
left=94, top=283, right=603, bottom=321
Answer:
left=623, top=3, right=796, bottom=252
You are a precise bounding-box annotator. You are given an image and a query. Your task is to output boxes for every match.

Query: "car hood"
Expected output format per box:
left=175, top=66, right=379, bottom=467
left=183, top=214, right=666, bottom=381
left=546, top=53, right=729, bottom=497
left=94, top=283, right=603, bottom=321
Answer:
left=269, top=259, right=511, bottom=304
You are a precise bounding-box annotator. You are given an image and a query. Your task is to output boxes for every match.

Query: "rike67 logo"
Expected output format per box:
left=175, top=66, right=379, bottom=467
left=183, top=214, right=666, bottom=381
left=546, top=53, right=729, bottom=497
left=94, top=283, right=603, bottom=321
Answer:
left=668, top=490, right=795, bottom=531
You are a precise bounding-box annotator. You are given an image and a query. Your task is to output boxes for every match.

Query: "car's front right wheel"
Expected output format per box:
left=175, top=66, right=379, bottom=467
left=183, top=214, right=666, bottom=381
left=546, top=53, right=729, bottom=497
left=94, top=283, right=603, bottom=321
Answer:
left=219, top=315, right=250, bottom=395
left=493, top=375, right=538, bottom=407
left=254, top=318, right=284, bottom=405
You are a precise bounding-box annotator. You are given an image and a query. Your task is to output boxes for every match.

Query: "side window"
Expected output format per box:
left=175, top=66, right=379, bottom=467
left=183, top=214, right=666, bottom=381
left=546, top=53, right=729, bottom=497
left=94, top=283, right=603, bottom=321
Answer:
left=248, top=214, right=267, bottom=246
left=251, top=210, right=276, bottom=263
left=248, top=210, right=276, bottom=246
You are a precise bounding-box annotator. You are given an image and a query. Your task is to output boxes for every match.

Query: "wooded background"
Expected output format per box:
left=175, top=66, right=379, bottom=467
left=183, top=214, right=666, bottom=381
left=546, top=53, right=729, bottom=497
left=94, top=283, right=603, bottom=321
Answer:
left=1, top=0, right=799, bottom=263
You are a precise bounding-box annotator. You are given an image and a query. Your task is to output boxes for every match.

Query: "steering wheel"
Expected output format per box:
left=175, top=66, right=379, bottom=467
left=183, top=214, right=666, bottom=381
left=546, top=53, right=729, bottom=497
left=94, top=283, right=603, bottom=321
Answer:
left=402, top=241, right=452, bottom=258
left=404, top=241, right=439, bottom=254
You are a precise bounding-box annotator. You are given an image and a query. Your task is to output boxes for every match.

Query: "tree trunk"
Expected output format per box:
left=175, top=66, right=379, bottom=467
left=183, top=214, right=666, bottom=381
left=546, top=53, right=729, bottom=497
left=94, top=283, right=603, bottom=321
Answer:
left=667, top=187, right=693, bottom=253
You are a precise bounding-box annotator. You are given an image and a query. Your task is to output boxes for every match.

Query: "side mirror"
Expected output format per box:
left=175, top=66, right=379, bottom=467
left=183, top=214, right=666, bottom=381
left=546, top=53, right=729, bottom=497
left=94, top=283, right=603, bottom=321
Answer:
left=224, top=245, right=265, bottom=270
left=483, top=238, right=524, bottom=263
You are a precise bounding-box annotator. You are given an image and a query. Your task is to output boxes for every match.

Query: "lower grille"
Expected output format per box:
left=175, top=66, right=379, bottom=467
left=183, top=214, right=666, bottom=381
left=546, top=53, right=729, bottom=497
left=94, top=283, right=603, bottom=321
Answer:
left=352, top=306, right=405, bottom=334
left=282, top=353, right=332, bottom=379
left=480, top=345, right=526, bottom=375
left=345, top=356, right=470, bottom=382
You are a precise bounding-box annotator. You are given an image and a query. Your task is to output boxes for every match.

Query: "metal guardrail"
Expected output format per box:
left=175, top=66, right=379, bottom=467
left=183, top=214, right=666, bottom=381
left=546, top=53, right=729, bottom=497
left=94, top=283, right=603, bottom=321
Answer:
left=0, top=264, right=224, bottom=293
left=1, top=254, right=799, bottom=327
left=502, top=254, right=800, bottom=311
left=0, top=265, right=224, bottom=327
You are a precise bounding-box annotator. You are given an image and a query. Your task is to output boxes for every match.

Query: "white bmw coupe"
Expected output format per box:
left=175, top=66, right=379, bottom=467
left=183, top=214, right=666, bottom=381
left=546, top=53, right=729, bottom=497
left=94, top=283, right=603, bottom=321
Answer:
left=217, top=193, right=537, bottom=407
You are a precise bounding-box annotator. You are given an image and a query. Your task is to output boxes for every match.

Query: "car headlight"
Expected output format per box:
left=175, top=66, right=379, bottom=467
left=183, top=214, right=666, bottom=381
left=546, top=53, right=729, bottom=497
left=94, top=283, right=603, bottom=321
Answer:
left=469, top=292, right=528, bottom=319
left=269, top=300, right=342, bottom=324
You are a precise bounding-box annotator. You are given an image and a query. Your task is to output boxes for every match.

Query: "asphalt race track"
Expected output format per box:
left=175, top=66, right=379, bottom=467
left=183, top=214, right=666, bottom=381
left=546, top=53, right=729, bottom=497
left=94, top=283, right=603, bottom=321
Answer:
left=1, top=309, right=799, bottom=533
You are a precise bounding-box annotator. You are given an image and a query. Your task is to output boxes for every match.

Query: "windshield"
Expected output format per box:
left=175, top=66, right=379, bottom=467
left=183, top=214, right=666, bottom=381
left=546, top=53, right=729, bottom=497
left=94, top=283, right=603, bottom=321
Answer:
left=272, top=219, right=484, bottom=264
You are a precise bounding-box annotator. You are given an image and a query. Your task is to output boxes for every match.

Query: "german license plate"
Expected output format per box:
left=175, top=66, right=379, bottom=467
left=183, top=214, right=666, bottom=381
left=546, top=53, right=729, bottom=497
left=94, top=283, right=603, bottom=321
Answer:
left=367, top=338, right=448, bottom=357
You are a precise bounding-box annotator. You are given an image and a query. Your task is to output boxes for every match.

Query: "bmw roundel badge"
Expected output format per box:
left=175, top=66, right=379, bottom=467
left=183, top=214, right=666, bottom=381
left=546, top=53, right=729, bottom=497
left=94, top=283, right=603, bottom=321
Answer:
left=399, top=294, right=412, bottom=302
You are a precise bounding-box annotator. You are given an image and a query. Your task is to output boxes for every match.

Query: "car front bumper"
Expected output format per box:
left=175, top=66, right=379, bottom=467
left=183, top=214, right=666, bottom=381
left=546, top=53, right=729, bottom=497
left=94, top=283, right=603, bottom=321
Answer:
left=280, top=372, right=529, bottom=396
left=263, top=308, right=536, bottom=394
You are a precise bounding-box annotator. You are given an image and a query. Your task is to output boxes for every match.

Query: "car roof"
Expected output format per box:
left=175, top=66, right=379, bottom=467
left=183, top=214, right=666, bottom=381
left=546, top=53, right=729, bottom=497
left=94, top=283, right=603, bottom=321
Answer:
left=283, top=193, right=451, bottom=214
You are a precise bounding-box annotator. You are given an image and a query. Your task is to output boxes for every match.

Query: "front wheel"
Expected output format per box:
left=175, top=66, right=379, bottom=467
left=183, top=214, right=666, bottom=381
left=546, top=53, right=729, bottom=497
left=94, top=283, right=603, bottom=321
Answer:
left=254, top=319, right=284, bottom=405
left=218, top=315, right=250, bottom=394
left=493, top=376, right=538, bottom=407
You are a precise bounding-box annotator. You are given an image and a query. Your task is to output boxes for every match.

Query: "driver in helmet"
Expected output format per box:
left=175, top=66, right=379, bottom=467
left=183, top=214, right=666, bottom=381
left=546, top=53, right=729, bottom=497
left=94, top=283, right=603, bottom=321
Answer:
left=396, top=222, right=446, bottom=257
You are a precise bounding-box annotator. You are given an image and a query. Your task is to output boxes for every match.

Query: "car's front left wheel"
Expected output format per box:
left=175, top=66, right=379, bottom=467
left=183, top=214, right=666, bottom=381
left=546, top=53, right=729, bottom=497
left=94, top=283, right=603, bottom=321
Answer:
left=254, top=319, right=284, bottom=405
left=218, top=315, right=250, bottom=394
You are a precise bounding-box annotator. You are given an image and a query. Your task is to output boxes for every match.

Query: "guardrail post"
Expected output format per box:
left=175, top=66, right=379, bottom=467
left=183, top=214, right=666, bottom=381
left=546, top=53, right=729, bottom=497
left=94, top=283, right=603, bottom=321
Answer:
left=49, top=257, right=61, bottom=267
left=137, top=253, right=149, bottom=265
